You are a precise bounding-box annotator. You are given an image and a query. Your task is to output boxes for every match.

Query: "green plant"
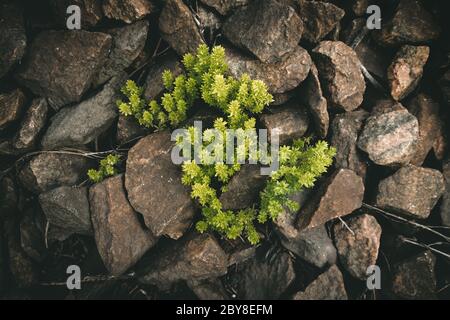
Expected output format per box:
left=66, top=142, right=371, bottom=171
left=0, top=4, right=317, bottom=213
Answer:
left=87, top=154, right=121, bottom=183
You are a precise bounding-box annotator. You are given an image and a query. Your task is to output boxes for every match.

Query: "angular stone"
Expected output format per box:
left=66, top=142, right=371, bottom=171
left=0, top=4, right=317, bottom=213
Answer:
left=125, top=132, right=195, bottom=239
left=16, top=30, right=112, bottom=110
left=297, top=169, right=365, bottom=230
left=433, top=124, right=447, bottom=161
left=199, top=0, right=249, bottom=16
left=0, top=89, right=26, bottom=130
left=388, top=45, right=429, bottom=101
left=197, top=4, right=222, bottom=36
left=41, top=74, right=126, bottom=149
left=0, top=0, right=27, bottom=78
left=222, top=239, right=257, bottom=266
left=187, top=278, right=229, bottom=300
left=50, top=0, right=103, bottom=28
left=39, top=186, right=93, bottom=241
left=103, top=0, right=152, bottom=23
left=116, top=115, right=148, bottom=145
left=260, top=102, right=309, bottom=146
left=333, top=214, right=382, bottom=280
left=293, top=265, right=347, bottom=300
left=89, top=174, right=156, bottom=275
left=441, top=159, right=450, bottom=226
left=376, top=165, right=445, bottom=219
left=226, top=45, right=311, bottom=94
left=351, top=0, right=371, bottom=16
left=331, top=110, right=368, bottom=179
left=159, top=0, right=205, bottom=56
left=12, top=98, right=48, bottom=151
left=374, top=0, right=440, bottom=47
left=391, top=251, right=437, bottom=299
left=18, top=153, right=92, bottom=194
left=223, top=0, right=303, bottom=63
left=138, top=233, right=228, bottom=290
left=312, top=41, right=365, bottom=111
left=357, top=100, right=419, bottom=166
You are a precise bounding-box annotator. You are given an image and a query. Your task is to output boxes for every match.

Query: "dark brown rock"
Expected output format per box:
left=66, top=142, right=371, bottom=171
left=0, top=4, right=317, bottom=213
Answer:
left=89, top=174, right=156, bottom=275
left=159, top=0, right=205, bottom=56
left=0, top=177, right=18, bottom=217
left=333, top=214, right=381, bottom=280
left=391, top=251, right=437, bottom=299
left=19, top=209, right=46, bottom=263
left=12, top=98, right=48, bottom=151
left=293, top=265, right=347, bottom=300
left=116, top=115, right=148, bottom=145
left=16, top=30, right=112, bottom=110
left=312, top=41, right=365, bottom=111
left=187, top=278, right=229, bottom=300
left=0, top=89, right=26, bottom=130
left=222, top=0, right=303, bottom=63
left=125, top=132, right=196, bottom=239
left=297, top=169, right=365, bottom=230
left=199, top=0, right=249, bottom=16
left=103, top=0, right=152, bottom=23
left=441, top=159, right=450, bottom=226
left=440, top=69, right=450, bottom=106
left=357, top=100, right=419, bottom=166
left=351, top=0, right=371, bottom=16
left=196, top=4, right=222, bottom=37
left=376, top=165, right=445, bottom=219
left=50, top=0, right=103, bottom=28
left=388, top=45, right=430, bottom=101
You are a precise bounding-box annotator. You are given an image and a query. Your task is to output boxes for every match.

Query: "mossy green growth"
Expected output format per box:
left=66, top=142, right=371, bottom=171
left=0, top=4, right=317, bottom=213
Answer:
left=87, top=154, right=121, bottom=183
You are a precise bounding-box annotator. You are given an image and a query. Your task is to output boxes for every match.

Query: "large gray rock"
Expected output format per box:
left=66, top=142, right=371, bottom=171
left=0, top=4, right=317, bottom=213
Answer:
left=103, top=0, right=152, bottom=23
left=16, top=30, right=112, bottom=110
left=13, top=98, right=48, bottom=151
left=441, top=159, right=450, bottom=227
left=0, top=89, right=26, bottom=130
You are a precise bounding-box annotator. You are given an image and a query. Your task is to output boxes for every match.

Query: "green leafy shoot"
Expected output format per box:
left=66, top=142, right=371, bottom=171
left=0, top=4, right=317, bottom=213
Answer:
left=87, top=154, right=121, bottom=183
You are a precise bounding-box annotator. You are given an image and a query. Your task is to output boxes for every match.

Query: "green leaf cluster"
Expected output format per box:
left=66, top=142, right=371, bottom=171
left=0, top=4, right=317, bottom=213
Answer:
left=87, top=154, right=121, bottom=183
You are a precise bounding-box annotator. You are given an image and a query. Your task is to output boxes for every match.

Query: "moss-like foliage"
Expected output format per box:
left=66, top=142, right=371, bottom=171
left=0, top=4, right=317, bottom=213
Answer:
left=87, top=154, right=121, bottom=183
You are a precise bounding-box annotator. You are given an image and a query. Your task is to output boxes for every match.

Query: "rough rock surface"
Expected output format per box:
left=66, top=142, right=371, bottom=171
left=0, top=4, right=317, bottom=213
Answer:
left=391, top=251, right=437, bottom=299
left=312, top=41, right=366, bottom=111
left=222, top=0, right=303, bottom=63
left=89, top=174, right=156, bottom=275
left=440, top=69, right=450, bottom=106
left=199, top=0, right=249, bottom=16
left=441, top=159, right=450, bottom=226
left=116, top=115, right=148, bottom=145
left=226, top=45, right=311, bottom=94
left=293, top=265, right=347, bottom=300
left=159, top=0, right=205, bottom=56
left=357, top=100, right=419, bottom=166
left=125, top=132, right=195, bottom=239
left=376, top=165, right=445, bottom=219
left=138, top=234, right=228, bottom=290
left=41, top=74, right=126, bottom=149
left=103, top=0, right=152, bottom=23
left=50, top=0, right=103, bottom=28
left=13, top=98, right=48, bottom=151
left=388, top=45, right=430, bottom=101
left=0, top=89, right=27, bottom=130
left=333, top=214, right=382, bottom=280
left=16, top=30, right=112, bottom=110
left=39, top=186, right=93, bottom=241
left=187, top=278, right=229, bottom=300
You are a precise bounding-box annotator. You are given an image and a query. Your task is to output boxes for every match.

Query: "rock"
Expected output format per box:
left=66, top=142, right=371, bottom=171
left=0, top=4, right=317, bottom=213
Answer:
left=441, top=159, right=450, bottom=226
left=125, top=132, right=195, bottom=239
left=374, top=0, right=440, bottom=47
left=19, top=209, right=46, bottom=263
left=351, top=0, right=371, bottom=16
left=39, top=186, right=93, bottom=241
left=50, top=0, right=103, bottom=28
left=144, top=51, right=183, bottom=100
left=312, top=41, right=365, bottom=111
left=331, top=110, right=368, bottom=179
left=0, top=177, right=18, bottom=217
left=228, top=251, right=295, bottom=299
left=89, top=174, right=156, bottom=275
left=357, top=100, right=419, bottom=166
left=297, top=169, right=365, bottom=230
left=116, top=115, right=148, bottom=145
left=187, top=278, right=229, bottom=300
left=293, top=265, right=347, bottom=300
left=15, top=30, right=112, bottom=110
left=296, top=0, right=345, bottom=44
left=388, top=45, right=430, bottom=101
left=222, top=0, right=303, bottom=63
left=0, top=89, right=26, bottom=130
left=391, top=251, right=437, bottom=299
left=222, top=239, right=257, bottom=266
left=41, top=73, right=126, bottom=149
left=0, top=0, right=27, bottom=78
left=440, top=69, right=450, bottom=106
left=406, top=94, right=441, bottom=166
left=138, top=233, right=228, bottom=290
left=225, top=45, right=312, bottom=94
left=18, top=153, right=92, bottom=194
left=12, top=98, right=48, bottom=151
left=299, top=63, right=328, bottom=138
left=199, top=0, right=249, bottom=16
left=260, top=102, right=309, bottom=146
left=102, top=0, right=152, bottom=23
left=433, top=124, right=447, bottom=161
left=376, top=165, right=445, bottom=219
left=333, top=214, right=382, bottom=280
left=159, top=0, right=205, bottom=56
left=197, top=4, right=222, bottom=36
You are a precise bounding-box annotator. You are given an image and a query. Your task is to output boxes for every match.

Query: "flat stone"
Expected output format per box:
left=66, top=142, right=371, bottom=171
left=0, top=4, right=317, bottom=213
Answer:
left=440, top=159, right=450, bottom=226
left=222, top=0, right=303, bottom=63
left=312, top=41, right=366, bottom=111
left=159, top=0, right=205, bottom=56
left=125, top=131, right=196, bottom=239
left=199, top=0, right=249, bottom=16
left=187, top=278, right=229, bottom=300
left=376, top=165, right=445, bottom=219
left=15, top=30, right=112, bottom=110
left=50, top=0, right=103, bottom=28
left=333, top=214, right=382, bottom=280
left=89, top=174, right=156, bottom=275
left=0, top=89, right=27, bottom=130
left=388, top=45, right=430, bottom=101
left=13, top=98, right=48, bottom=151
left=102, top=0, right=152, bottom=23
left=357, top=100, right=419, bottom=166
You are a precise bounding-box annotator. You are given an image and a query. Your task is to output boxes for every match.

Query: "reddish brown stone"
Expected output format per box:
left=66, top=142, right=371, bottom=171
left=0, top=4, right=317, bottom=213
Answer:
left=0, top=89, right=26, bottom=130
left=103, top=0, right=152, bottom=23
left=13, top=98, right=48, bottom=150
